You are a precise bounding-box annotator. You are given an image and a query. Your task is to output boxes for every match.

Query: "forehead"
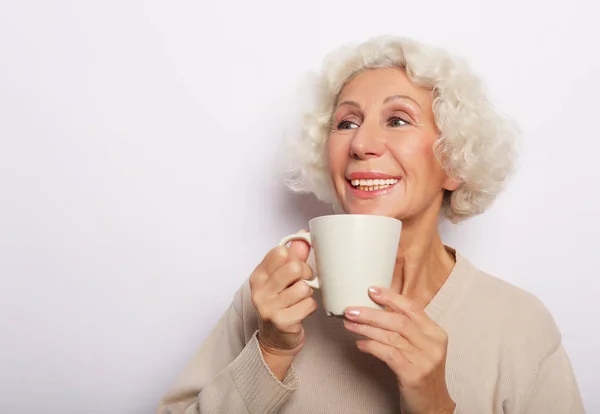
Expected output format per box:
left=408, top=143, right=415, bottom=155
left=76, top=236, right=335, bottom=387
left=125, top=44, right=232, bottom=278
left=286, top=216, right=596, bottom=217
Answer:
left=336, top=67, right=434, bottom=115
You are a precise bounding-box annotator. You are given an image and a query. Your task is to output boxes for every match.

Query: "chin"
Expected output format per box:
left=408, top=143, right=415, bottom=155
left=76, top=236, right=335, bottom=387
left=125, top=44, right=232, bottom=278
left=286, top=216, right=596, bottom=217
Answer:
left=342, top=201, right=405, bottom=219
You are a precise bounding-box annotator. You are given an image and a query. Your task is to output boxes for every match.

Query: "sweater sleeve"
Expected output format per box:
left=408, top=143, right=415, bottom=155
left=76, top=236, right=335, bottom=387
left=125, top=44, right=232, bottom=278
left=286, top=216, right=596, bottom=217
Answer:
left=156, top=284, right=299, bottom=414
left=521, top=343, right=585, bottom=413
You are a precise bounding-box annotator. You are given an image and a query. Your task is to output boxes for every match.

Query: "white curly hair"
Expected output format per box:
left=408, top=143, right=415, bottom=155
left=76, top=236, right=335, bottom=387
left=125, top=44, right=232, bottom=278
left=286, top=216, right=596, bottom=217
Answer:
left=282, top=35, right=520, bottom=223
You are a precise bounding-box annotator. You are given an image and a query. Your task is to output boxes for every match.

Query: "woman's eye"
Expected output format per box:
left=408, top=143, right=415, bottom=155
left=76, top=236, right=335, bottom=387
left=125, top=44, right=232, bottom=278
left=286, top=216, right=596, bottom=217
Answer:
left=336, top=120, right=358, bottom=130
left=389, top=117, right=408, bottom=127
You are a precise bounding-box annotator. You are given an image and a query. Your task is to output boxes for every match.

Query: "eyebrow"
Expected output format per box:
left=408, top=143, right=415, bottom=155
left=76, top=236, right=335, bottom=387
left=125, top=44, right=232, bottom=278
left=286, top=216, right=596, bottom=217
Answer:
left=336, top=94, right=422, bottom=110
left=383, top=94, right=422, bottom=109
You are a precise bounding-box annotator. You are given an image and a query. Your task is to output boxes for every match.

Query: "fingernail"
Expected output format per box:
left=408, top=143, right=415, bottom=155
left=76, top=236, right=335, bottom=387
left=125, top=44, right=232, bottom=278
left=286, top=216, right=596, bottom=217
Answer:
left=368, top=286, right=382, bottom=296
left=345, top=308, right=360, bottom=319
left=343, top=320, right=358, bottom=328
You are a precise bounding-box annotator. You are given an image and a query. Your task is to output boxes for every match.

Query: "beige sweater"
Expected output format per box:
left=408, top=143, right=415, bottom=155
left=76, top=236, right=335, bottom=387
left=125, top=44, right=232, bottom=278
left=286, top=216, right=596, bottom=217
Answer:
left=157, top=252, right=585, bottom=413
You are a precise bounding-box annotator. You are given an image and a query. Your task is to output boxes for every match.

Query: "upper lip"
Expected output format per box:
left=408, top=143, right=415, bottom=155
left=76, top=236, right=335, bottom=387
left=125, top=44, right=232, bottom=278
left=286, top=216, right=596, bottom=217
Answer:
left=346, top=171, right=402, bottom=180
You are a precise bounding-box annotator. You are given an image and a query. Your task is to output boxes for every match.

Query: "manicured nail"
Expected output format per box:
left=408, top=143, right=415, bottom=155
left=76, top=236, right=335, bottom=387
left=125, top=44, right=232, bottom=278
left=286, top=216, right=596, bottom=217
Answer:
left=345, top=308, right=360, bottom=319
left=368, top=286, right=382, bottom=296
left=343, top=320, right=358, bottom=329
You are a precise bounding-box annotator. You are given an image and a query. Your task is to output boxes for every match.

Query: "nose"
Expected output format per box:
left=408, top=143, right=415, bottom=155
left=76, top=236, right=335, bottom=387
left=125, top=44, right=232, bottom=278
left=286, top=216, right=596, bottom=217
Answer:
left=349, top=120, right=385, bottom=160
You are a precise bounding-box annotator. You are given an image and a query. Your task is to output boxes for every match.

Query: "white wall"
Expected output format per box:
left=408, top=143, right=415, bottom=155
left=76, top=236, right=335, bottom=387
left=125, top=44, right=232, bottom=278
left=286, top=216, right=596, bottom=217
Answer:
left=0, top=1, right=597, bottom=412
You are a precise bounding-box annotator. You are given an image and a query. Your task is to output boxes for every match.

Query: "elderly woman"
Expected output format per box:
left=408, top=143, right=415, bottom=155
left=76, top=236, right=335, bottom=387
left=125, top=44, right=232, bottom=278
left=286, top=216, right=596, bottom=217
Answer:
left=157, top=36, right=584, bottom=413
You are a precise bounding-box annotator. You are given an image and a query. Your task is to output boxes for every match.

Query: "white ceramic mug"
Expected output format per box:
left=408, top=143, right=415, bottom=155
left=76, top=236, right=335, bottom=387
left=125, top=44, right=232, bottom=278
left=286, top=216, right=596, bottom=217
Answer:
left=279, top=214, right=402, bottom=316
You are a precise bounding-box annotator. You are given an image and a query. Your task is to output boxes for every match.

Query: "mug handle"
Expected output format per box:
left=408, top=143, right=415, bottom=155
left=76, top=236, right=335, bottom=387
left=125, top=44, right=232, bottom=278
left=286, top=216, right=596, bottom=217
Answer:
left=279, top=232, right=320, bottom=289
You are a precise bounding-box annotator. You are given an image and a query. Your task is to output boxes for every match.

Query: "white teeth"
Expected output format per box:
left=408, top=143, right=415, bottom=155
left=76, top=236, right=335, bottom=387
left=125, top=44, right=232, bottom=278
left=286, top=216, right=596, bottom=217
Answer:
left=350, top=177, right=399, bottom=189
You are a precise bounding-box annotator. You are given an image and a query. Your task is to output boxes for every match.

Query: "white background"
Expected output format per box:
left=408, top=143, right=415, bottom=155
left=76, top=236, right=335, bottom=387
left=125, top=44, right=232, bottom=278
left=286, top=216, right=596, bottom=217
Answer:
left=0, top=1, right=598, bottom=412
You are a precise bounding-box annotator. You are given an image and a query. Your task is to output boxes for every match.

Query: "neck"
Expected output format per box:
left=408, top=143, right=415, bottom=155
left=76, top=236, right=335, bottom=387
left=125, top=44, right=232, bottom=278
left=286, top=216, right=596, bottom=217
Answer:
left=390, top=210, right=456, bottom=308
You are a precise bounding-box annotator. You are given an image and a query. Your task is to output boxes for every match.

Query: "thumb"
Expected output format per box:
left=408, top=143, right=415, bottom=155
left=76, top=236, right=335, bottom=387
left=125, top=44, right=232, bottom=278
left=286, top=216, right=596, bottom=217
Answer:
left=287, top=229, right=311, bottom=263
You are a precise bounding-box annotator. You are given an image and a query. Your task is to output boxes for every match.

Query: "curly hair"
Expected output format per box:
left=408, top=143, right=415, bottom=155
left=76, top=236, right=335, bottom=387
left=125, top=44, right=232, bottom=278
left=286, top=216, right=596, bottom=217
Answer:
left=282, top=35, right=520, bottom=223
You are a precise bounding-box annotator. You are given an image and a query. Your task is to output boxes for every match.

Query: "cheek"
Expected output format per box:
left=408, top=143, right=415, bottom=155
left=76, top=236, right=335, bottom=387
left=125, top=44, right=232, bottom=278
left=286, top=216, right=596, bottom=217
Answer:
left=326, top=136, right=348, bottom=172
left=391, top=136, right=440, bottom=175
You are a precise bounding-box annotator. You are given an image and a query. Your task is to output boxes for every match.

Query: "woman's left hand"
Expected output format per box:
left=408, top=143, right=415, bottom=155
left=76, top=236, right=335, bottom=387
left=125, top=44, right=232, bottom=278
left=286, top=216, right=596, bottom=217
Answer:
left=343, top=286, right=456, bottom=414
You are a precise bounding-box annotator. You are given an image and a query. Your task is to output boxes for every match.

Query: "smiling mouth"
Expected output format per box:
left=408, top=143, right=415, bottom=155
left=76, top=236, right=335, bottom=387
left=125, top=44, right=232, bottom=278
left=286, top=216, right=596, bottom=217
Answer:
left=349, top=178, right=399, bottom=192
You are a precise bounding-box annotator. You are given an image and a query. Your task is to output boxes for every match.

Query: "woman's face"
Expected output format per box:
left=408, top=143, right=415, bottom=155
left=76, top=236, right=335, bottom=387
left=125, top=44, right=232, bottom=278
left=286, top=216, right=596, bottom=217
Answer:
left=327, top=67, right=458, bottom=221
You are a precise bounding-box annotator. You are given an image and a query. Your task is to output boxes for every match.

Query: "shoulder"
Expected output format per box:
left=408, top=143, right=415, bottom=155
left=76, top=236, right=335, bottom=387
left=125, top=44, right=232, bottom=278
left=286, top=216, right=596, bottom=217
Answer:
left=459, top=255, right=562, bottom=358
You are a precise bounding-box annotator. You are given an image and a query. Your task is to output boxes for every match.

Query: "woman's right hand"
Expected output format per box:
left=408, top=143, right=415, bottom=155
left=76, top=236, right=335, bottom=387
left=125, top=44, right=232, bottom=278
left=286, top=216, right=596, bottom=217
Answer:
left=249, top=236, right=317, bottom=378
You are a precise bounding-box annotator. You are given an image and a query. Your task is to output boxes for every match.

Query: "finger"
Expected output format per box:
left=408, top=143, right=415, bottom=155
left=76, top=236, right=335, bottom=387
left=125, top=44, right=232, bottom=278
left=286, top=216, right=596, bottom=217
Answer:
left=356, top=340, right=411, bottom=374
left=368, top=287, right=433, bottom=328
left=250, top=247, right=288, bottom=289
left=370, top=287, right=447, bottom=342
left=345, top=307, right=430, bottom=350
left=276, top=280, right=314, bottom=308
left=258, top=245, right=291, bottom=277
left=267, top=260, right=312, bottom=293
left=343, top=320, right=417, bottom=357
left=272, top=296, right=318, bottom=329
left=287, top=229, right=311, bottom=263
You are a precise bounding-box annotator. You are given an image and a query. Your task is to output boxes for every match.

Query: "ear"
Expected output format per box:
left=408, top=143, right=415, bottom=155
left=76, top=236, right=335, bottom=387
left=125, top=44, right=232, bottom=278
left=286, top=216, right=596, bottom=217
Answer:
left=442, top=175, right=461, bottom=192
